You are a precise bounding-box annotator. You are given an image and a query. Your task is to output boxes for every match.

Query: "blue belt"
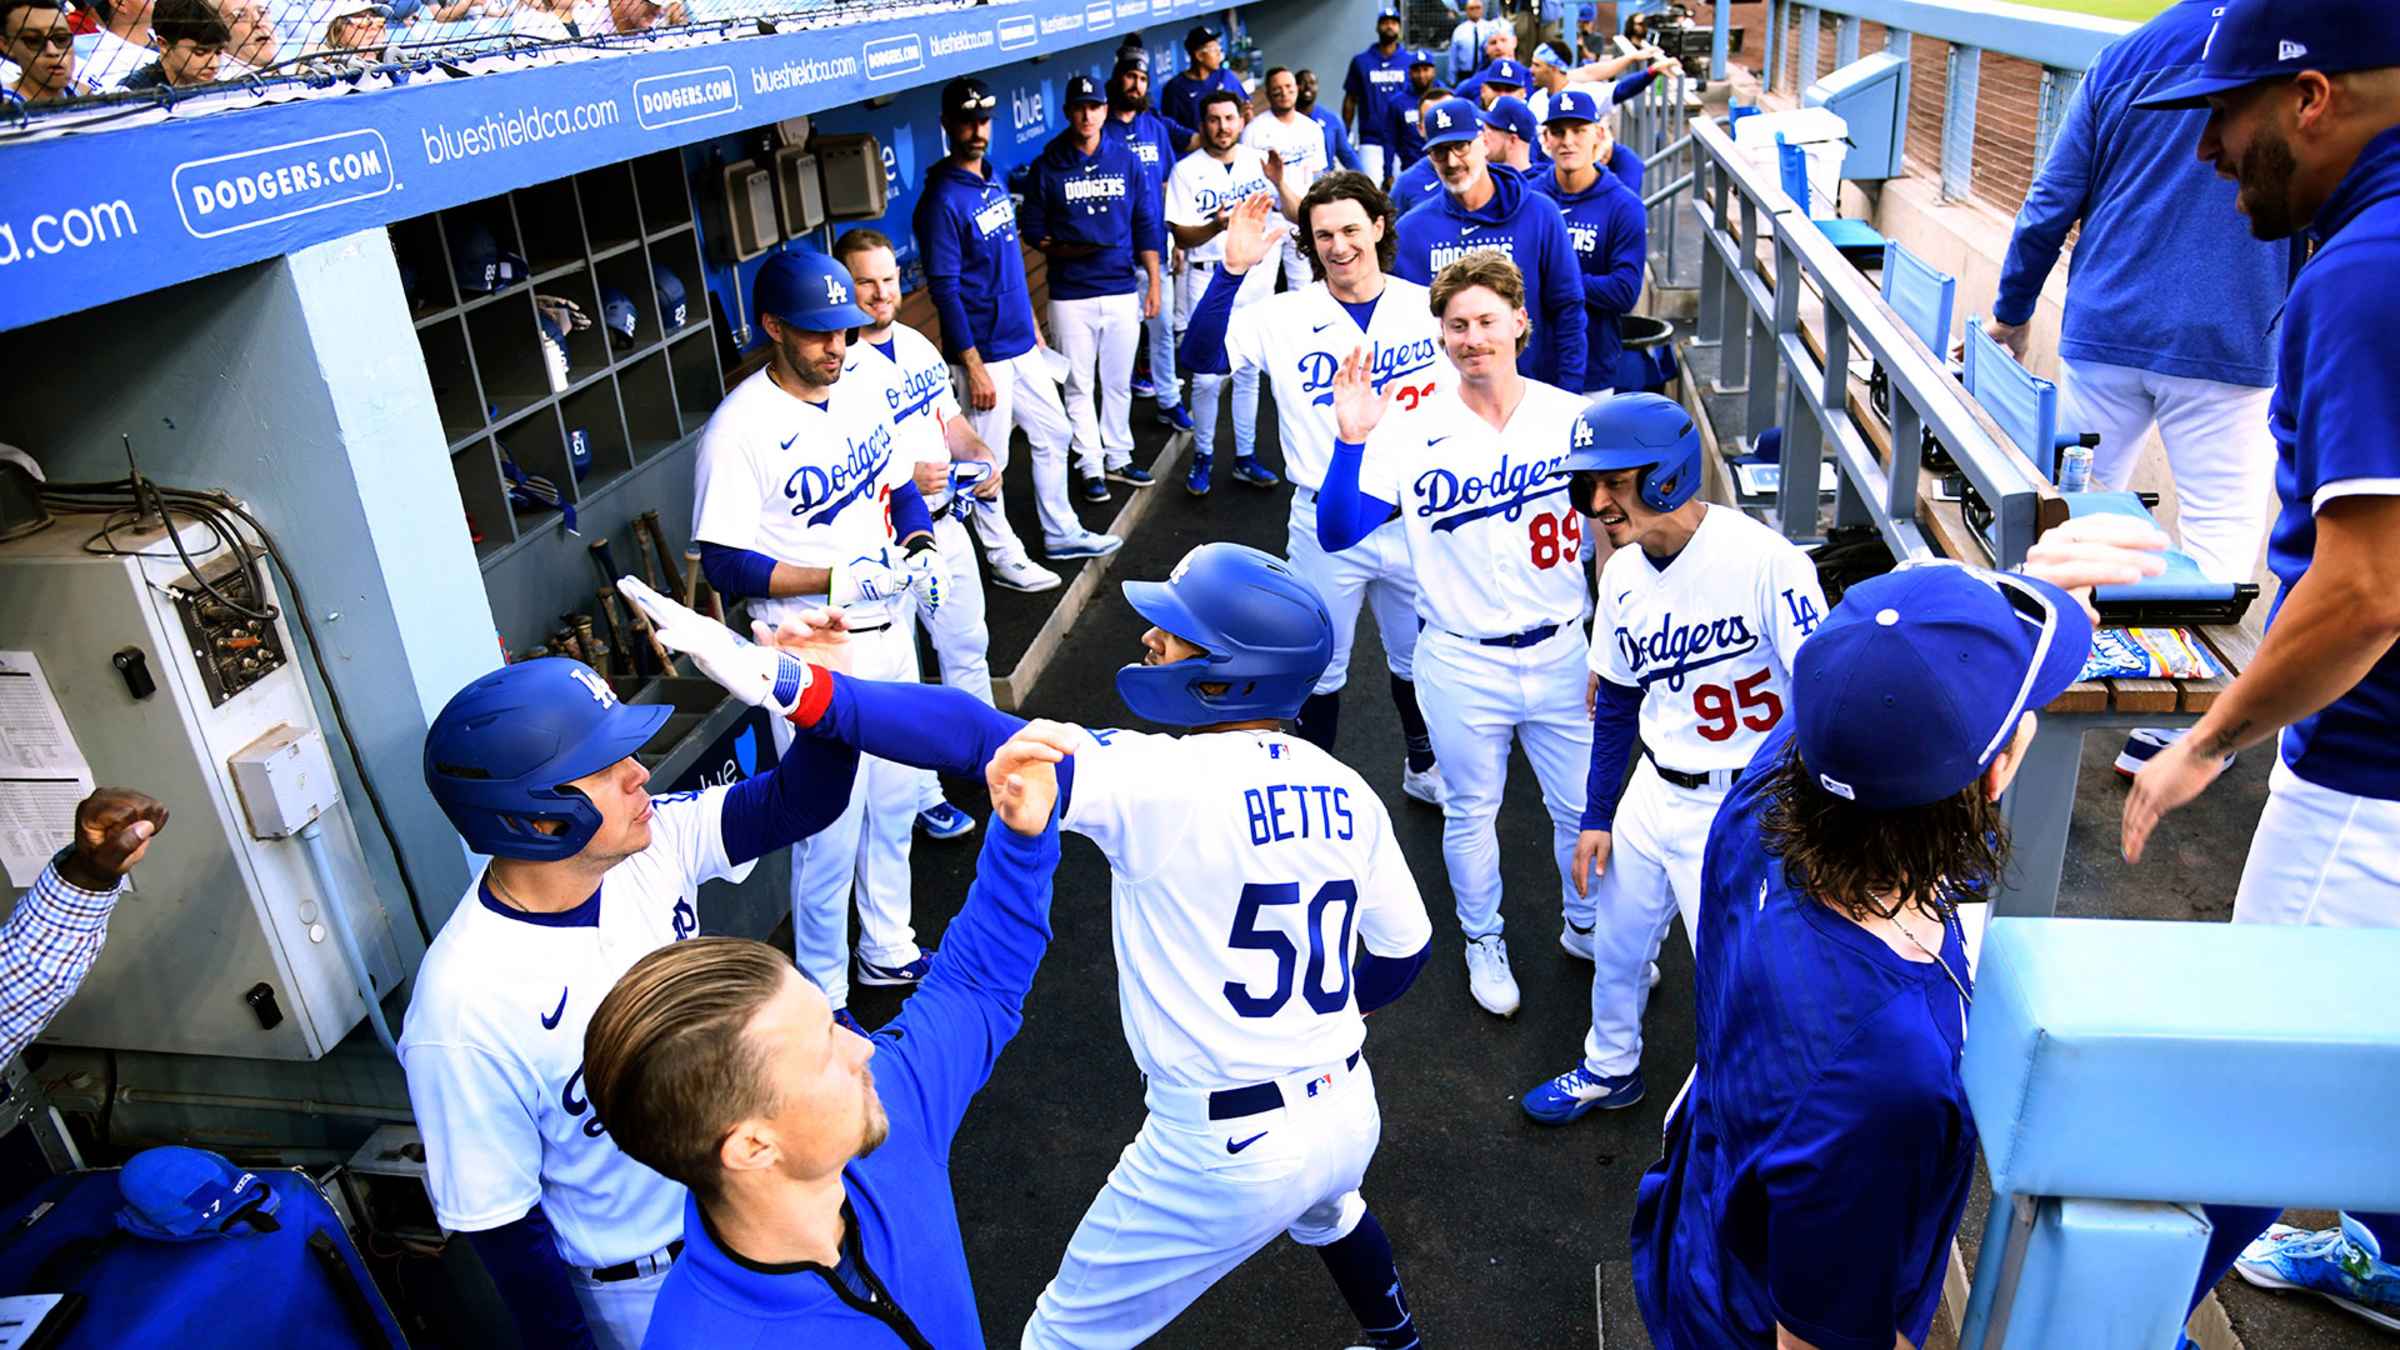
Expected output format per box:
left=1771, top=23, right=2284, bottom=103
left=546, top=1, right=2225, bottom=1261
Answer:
left=1461, top=622, right=1560, bottom=649
left=1208, top=1051, right=1363, bottom=1121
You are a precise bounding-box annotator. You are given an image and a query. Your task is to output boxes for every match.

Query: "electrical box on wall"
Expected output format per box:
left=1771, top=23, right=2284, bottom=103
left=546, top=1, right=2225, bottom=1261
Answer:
left=772, top=148, right=825, bottom=237
left=813, top=133, right=888, bottom=221
left=0, top=509, right=404, bottom=1060
left=715, top=160, right=780, bottom=260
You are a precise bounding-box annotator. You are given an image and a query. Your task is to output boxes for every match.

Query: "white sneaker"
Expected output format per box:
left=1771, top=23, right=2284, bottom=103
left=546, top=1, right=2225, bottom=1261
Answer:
left=1401, top=760, right=1446, bottom=807
left=1560, top=922, right=1594, bottom=961
left=987, top=554, right=1062, bottom=593
left=1044, top=530, right=1123, bottom=561
left=1463, top=935, right=1520, bottom=1017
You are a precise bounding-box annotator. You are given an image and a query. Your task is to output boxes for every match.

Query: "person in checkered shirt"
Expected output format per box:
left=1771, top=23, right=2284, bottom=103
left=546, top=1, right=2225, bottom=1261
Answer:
left=3, top=787, right=166, bottom=1062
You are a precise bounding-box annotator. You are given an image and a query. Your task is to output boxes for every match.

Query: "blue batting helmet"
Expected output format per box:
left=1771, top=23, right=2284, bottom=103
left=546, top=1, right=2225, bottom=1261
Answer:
left=1562, top=392, right=1702, bottom=514
left=1115, top=544, right=1335, bottom=727
left=754, top=250, right=872, bottom=335
left=422, top=658, right=670, bottom=862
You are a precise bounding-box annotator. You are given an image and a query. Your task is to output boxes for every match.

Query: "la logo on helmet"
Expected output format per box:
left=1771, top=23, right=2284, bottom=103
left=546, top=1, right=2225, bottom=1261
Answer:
left=571, top=667, right=618, bottom=708
left=824, top=274, right=848, bottom=304
left=1572, top=418, right=1594, bottom=447
left=1435, top=108, right=1451, bottom=127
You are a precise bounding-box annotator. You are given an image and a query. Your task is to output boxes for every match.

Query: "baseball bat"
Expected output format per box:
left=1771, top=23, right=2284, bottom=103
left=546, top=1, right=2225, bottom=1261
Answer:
left=589, top=537, right=673, bottom=676
left=681, top=547, right=705, bottom=611
left=639, top=510, right=682, bottom=596
left=630, top=515, right=667, bottom=592
left=570, top=613, right=603, bottom=671
left=595, top=588, right=633, bottom=678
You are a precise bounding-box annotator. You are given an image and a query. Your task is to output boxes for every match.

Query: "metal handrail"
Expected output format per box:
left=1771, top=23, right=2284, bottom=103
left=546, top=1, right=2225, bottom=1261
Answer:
left=1763, top=0, right=2127, bottom=78
left=1685, top=112, right=2050, bottom=568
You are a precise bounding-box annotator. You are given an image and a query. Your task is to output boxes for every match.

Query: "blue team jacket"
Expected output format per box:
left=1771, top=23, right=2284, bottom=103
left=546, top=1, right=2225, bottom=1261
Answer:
left=1393, top=162, right=1588, bottom=390
left=642, top=819, right=1062, bottom=1350
left=1102, top=110, right=1191, bottom=255
left=1019, top=129, right=1160, bottom=300
left=911, top=159, right=1040, bottom=364
left=1345, top=42, right=1412, bottom=147
left=1160, top=67, right=1248, bottom=137
left=1312, top=105, right=1365, bottom=174
left=1391, top=154, right=1444, bottom=215
left=1536, top=167, right=1647, bottom=390
left=1993, top=0, right=2287, bottom=386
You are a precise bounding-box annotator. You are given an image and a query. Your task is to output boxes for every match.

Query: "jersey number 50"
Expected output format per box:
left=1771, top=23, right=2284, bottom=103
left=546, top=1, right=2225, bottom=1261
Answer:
left=1224, top=880, right=1360, bottom=1018
left=1693, top=669, right=1783, bottom=742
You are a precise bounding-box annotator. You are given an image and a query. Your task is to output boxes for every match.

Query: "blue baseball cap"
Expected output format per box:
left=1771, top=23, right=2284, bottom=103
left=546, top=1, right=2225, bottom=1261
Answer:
left=1793, top=561, right=2092, bottom=809
left=1420, top=96, right=1485, bottom=149
left=2135, top=0, right=2400, bottom=110
left=754, top=250, right=872, bottom=334
left=1477, top=58, right=1529, bottom=91
left=1545, top=87, right=1604, bottom=124
left=1486, top=94, right=1538, bottom=144
left=118, top=1147, right=284, bottom=1243
left=1408, top=47, right=1437, bottom=69
left=1064, top=73, right=1104, bottom=106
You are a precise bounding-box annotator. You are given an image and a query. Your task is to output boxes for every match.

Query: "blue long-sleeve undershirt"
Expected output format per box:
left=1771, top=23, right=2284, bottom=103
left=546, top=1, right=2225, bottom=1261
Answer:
left=889, top=477, right=933, bottom=542
left=801, top=674, right=1079, bottom=813
left=697, top=483, right=934, bottom=601
left=1612, top=69, right=1656, bottom=106
left=1317, top=439, right=1401, bottom=551
left=720, top=727, right=860, bottom=865
left=1356, top=940, right=1430, bottom=1013
left=466, top=1208, right=596, bottom=1350
left=1176, top=261, right=1246, bottom=378
left=1581, top=676, right=1644, bottom=831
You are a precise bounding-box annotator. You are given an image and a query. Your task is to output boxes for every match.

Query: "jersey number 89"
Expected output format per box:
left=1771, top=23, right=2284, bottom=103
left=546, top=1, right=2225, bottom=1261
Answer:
left=1529, top=509, right=1583, bottom=569
left=1224, top=880, right=1360, bottom=1018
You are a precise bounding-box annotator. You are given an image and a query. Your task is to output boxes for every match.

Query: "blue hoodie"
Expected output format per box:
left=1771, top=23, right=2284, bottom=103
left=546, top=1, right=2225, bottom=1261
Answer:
left=911, top=159, right=1040, bottom=364
left=1103, top=109, right=1195, bottom=257
left=1391, top=153, right=1445, bottom=215
left=1394, top=162, right=1588, bottom=390
left=1019, top=128, right=1160, bottom=301
left=1993, top=0, right=2289, bottom=387
left=1160, top=65, right=1248, bottom=137
left=642, top=815, right=1061, bottom=1350
left=1536, top=166, right=1646, bottom=390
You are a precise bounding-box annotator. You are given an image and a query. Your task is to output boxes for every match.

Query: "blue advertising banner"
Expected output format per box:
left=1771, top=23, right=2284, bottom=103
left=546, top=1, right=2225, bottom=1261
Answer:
left=0, top=0, right=1246, bottom=333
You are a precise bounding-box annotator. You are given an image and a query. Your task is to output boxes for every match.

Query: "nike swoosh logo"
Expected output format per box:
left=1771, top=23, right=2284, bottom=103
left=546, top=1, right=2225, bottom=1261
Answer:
left=540, top=988, right=568, bottom=1030
left=1228, top=1131, right=1268, bottom=1154
left=1312, top=321, right=1335, bottom=332
left=779, top=433, right=801, bottom=451
left=1427, top=435, right=1452, bottom=445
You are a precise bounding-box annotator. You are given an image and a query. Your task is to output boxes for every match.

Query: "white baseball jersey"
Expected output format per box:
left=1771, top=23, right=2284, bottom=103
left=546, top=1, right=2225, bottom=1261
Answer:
left=1589, top=503, right=1826, bottom=772
left=851, top=326, right=960, bottom=505
left=1059, top=725, right=1432, bottom=1090
left=1221, top=277, right=1451, bottom=490
left=1167, top=145, right=1282, bottom=280
left=397, top=786, right=749, bottom=1270
left=1240, top=110, right=1330, bottom=197
left=1357, top=379, right=1591, bottom=637
left=690, top=364, right=918, bottom=627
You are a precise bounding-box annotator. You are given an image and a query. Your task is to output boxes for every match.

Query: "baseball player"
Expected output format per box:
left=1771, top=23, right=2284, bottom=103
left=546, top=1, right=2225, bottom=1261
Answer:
left=1536, top=89, right=1648, bottom=395
left=679, top=541, right=1432, bottom=1350
left=1245, top=67, right=1335, bottom=284
left=1389, top=86, right=1456, bottom=215
left=1391, top=52, right=1442, bottom=170
left=1520, top=392, right=1824, bottom=1119
left=1343, top=6, right=1412, bottom=185
left=1102, top=56, right=1202, bottom=438
left=833, top=227, right=1002, bottom=840
left=400, top=650, right=858, bottom=1349
left=1316, top=250, right=1593, bottom=1018
left=1023, top=73, right=1165, bottom=500
left=1166, top=88, right=1297, bottom=495
left=1160, top=23, right=1249, bottom=134
left=690, top=250, right=948, bottom=1020
left=1178, top=184, right=1450, bottom=804
left=1393, top=95, right=1588, bottom=393
left=2122, top=4, right=2400, bottom=1326
left=914, top=77, right=1119, bottom=583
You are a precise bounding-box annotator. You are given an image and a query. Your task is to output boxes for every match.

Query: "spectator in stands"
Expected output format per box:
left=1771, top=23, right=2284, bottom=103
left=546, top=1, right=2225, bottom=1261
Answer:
left=2, top=0, right=93, bottom=102
left=1536, top=88, right=1645, bottom=395
left=1448, top=0, right=1503, bottom=85
left=220, top=0, right=269, bottom=71
left=1482, top=93, right=1537, bottom=170
left=0, top=787, right=167, bottom=1063
left=1022, top=73, right=1164, bottom=501
left=1342, top=6, right=1409, bottom=186
left=74, top=0, right=153, bottom=89
left=1506, top=0, right=1546, bottom=75
left=1394, top=94, right=1587, bottom=391
left=1160, top=24, right=1246, bottom=133
left=510, top=0, right=581, bottom=40
left=1484, top=26, right=1516, bottom=67
left=323, top=2, right=385, bottom=50
left=1392, top=55, right=1440, bottom=167
left=607, top=0, right=668, bottom=35
left=1102, top=56, right=1199, bottom=437
left=1244, top=67, right=1332, bottom=284
left=1985, top=0, right=2290, bottom=780
left=1297, top=68, right=1364, bottom=176
left=1390, top=85, right=1454, bottom=214
left=914, top=76, right=1116, bottom=581
left=119, top=0, right=227, bottom=89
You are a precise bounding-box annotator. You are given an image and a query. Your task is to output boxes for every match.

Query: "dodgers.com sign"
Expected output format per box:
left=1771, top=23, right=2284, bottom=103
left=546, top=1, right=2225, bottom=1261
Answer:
left=172, top=129, right=394, bottom=239
left=633, top=66, right=740, bottom=129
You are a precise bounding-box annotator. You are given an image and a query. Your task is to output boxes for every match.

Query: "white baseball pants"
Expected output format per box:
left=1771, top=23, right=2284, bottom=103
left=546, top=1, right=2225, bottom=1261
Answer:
left=1358, top=142, right=1390, bottom=186
left=955, top=349, right=1087, bottom=556
left=2056, top=357, right=2276, bottom=584
left=912, top=510, right=995, bottom=707
left=1580, top=759, right=1733, bottom=1077
left=1286, top=492, right=1420, bottom=693
left=1051, top=292, right=1143, bottom=468
left=1024, top=1057, right=1381, bottom=1349
left=2234, top=752, right=2400, bottom=930
left=772, top=622, right=927, bottom=1009
left=1146, top=283, right=1183, bottom=411
left=1179, top=259, right=1274, bottom=463
left=1412, top=626, right=1593, bottom=939
left=571, top=1263, right=668, bottom=1350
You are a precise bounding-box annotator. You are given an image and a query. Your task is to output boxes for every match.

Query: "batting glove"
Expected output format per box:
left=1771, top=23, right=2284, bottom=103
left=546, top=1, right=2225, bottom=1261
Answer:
left=616, top=577, right=813, bottom=718
left=903, top=539, right=944, bottom=615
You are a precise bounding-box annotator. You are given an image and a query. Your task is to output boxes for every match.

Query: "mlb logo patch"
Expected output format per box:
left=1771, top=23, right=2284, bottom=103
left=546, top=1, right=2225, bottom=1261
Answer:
left=1306, top=1072, right=1333, bottom=1098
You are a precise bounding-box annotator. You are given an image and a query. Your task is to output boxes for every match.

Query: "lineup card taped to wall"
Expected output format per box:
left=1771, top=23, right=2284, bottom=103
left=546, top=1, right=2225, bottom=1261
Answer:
left=0, top=653, right=95, bottom=889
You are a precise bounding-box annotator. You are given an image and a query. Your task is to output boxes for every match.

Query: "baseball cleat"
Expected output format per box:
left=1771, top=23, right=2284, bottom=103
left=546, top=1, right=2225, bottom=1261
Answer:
left=856, top=949, right=936, bottom=988
left=1185, top=454, right=1213, bottom=495
left=1156, top=403, right=1195, bottom=433
left=833, top=1008, right=867, bottom=1036
left=916, top=802, right=976, bottom=840
left=1559, top=921, right=1593, bottom=962
left=2234, top=1216, right=2400, bottom=1331
left=1079, top=474, right=1112, bottom=503
left=1401, top=760, right=1446, bottom=807
left=1045, top=530, right=1123, bottom=561
left=1106, top=461, right=1156, bottom=487
left=1463, top=935, right=1520, bottom=1017
left=1522, top=1065, right=1645, bottom=1124
left=1131, top=373, right=1156, bottom=398
left=988, top=555, right=1064, bottom=594
left=1229, top=457, right=1281, bottom=489
left=2114, top=726, right=2235, bottom=779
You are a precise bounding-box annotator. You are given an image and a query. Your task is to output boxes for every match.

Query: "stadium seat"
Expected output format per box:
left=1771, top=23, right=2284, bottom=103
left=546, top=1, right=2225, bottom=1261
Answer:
left=1776, top=135, right=1886, bottom=270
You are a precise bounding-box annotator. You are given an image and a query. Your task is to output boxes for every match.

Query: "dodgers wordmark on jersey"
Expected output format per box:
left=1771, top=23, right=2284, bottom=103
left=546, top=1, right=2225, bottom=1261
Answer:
left=1059, top=725, right=1433, bottom=1090
left=1221, top=278, right=1452, bottom=491
left=397, top=787, right=747, bottom=1271
left=689, top=364, right=927, bottom=628
left=1166, top=145, right=1283, bottom=274
left=1360, top=380, right=1593, bottom=636
left=1590, top=505, right=1826, bottom=772
left=1241, top=110, right=1331, bottom=195
left=851, top=328, right=960, bottom=504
